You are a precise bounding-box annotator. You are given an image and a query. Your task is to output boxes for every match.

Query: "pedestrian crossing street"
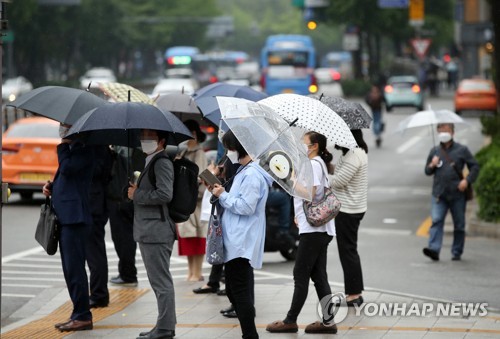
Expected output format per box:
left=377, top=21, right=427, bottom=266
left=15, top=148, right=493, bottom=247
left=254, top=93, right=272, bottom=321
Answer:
left=1, top=242, right=293, bottom=301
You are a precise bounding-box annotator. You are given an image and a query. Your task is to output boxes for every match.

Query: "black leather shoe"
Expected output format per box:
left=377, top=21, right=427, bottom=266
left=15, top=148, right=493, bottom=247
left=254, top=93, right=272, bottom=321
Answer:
left=423, top=248, right=440, bottom=261
left=222, top=309, right=238, bottom=318
left=89, top=298, right=109, bottom=308
left=220, top=304, right=234, bottom=314
left=110, top=275, right=138, bottom=287
left=452, top=255, right=461, bottom=261
left=137, top=328, right=174, bottom=339
left=335, top=296, right=364, bottom=307
left=193, top=286, right=218, bottom=294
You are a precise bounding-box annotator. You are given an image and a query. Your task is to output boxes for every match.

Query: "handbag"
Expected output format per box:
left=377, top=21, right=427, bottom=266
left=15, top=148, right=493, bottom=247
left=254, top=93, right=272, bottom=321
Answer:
left=303, top=159, right=341, bottom=227
left=35, top=197, right=59, bottom=255
left=205, top=202, right=224, bottom=265
left=440, top=148, right=474, bottom=201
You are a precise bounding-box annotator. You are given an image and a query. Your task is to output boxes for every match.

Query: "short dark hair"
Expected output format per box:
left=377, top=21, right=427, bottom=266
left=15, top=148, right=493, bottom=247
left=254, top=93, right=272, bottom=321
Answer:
left=437, top=123, right=454, bottom=132
left=222, top=130, right=248, bottom=159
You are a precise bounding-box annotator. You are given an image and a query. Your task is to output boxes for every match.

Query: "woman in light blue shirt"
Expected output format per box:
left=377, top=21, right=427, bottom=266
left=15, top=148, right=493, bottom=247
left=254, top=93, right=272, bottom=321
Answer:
left=210, top=129, right=273, bottom=339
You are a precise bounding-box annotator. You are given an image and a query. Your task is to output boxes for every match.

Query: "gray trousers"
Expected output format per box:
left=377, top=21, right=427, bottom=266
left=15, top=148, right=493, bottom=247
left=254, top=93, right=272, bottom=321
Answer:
left=139, top=241, right=176, bottom=330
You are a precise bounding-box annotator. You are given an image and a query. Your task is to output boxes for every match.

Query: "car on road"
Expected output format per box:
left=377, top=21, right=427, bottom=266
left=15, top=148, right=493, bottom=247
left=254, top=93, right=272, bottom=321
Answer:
left=454, top=78, right=497, bottom=115
left=2, top=117, right=60, bottom=200
left=384, top=75, right=424, bottom=112
left=2, top=76, right=33, bottom=103
left=315, top=67, right=344, bottom=97
left=152, top=78, right=197, bottom=96
left=79, top=67, right=117, bottom=89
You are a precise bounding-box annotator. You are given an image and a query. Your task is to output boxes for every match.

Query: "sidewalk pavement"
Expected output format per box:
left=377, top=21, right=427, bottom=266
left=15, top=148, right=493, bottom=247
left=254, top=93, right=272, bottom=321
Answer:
left=2, top=274, right=500, bottom=339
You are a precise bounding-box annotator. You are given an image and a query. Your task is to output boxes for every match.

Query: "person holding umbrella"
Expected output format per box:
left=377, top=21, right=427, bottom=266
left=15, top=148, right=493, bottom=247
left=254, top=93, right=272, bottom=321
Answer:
left=43, top=123, right=95, bottom=332
left=127, top=129, right=177, bottom=339
left=207, top=129, right=274, bottom=339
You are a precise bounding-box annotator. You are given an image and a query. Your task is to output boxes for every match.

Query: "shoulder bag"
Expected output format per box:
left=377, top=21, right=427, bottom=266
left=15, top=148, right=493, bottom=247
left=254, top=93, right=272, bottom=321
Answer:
left=35, top=197, right=60, bottom=255
left=205, top=202, right=224, bottom=265
left=303, top=159, right=341, bottom=227
left=440, top=148, right=473, bottom=201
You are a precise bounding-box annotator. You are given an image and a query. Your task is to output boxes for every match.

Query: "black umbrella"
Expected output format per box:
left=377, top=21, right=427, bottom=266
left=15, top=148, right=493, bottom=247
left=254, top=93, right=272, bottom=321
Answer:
left=66, top=102, right=192, bottom=147
left=310, top=94, right=373, bottom=129
left=6, top=86, right=108, bottom=125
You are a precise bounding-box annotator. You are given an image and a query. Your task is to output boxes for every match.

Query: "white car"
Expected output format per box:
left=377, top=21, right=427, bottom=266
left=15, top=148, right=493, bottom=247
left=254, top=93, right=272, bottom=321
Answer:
left=152, top=78, right=197, bottom=96
left=79, top=67, right=117, bottom=89
left=315, top=68, right=344, bottom=98
left=2, top=76, right=33, bottom=102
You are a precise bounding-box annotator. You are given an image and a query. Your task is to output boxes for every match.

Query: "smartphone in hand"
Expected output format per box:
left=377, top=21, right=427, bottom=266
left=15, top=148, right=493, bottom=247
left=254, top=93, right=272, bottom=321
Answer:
left=199, top=169, right=222, bottom=186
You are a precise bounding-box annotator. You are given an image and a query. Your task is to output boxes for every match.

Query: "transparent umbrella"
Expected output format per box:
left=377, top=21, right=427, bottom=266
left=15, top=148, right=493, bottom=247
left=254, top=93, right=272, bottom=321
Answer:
left=216, top=96, right=314, bottom=201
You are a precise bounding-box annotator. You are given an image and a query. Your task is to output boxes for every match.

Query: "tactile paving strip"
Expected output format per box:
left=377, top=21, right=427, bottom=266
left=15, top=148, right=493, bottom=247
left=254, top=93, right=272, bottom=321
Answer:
left=2, top=288, right=149, bottom=339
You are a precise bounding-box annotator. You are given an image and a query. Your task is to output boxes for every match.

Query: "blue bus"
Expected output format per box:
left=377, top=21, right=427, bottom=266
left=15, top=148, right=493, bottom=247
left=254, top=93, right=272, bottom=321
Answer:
left=164, top=46, right=200, bottom=69
left=260, top=35, right=317, bottom=95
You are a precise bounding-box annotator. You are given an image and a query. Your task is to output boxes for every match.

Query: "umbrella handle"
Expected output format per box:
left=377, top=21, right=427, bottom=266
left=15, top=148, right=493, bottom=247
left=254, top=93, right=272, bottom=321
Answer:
left=289, top=118, right=299, bottom=127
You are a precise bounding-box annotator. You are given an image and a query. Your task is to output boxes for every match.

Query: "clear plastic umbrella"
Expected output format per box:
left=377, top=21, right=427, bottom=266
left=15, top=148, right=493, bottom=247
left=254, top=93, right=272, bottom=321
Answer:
left=216, top=96, right=314, bottom=201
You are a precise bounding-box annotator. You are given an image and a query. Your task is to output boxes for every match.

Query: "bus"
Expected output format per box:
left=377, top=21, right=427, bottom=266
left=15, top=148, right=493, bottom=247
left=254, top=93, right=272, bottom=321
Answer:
left=164, top=46, right=200, bottom=69
left=260, top=35, right=317, bottom=95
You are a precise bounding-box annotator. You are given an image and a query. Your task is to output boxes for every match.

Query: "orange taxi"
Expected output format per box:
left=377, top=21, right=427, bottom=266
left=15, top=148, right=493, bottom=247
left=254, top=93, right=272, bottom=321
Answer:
left=2, top=117, right=59, bottom=200
left=454, top=78, right=497, bottom=115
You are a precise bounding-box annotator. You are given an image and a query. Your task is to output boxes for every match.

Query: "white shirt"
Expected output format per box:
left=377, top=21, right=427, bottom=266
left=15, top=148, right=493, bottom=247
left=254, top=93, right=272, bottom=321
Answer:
left=293, top=156, right=336, bottom=236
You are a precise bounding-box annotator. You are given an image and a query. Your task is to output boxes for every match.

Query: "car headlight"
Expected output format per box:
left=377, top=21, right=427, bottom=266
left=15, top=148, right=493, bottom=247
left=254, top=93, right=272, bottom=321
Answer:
left=8, top=93, right=16, bottom=102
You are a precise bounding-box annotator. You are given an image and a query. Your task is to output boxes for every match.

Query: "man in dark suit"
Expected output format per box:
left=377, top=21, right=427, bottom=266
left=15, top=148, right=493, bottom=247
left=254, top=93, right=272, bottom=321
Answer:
left=43, top=124, right=95, bottom=332
left=128, top=129, right=176, bottom=339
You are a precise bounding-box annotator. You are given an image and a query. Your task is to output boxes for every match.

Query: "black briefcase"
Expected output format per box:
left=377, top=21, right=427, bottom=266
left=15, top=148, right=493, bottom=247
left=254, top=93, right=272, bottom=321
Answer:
left=35, top=197, right=59, bottom=255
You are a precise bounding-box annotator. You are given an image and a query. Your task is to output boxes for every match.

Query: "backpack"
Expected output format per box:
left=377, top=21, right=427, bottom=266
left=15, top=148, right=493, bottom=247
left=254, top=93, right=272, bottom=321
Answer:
left=148, top=154, right=199, bottom=223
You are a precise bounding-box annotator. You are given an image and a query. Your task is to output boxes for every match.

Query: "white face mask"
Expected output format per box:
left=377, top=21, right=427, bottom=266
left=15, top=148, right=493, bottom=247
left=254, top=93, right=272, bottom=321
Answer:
left=226, top=150, right=239, bottom=164
left=438, top=132, right=452, bottom=144
left=140, top=140, right=158, bottom=155
left=177, top=140, right=189, bottom=152
left=59, top=126, right=70, bottom=138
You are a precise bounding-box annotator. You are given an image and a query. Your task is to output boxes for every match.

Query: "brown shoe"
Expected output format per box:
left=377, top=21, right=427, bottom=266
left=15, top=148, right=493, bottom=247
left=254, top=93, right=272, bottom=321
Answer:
left=58, top=319, right=93, bottom=332
left=54, top=319, right=71, bottom=329
left=266, top=320, right=298, bottom=333
left=305, top=321, right=338, bottom=334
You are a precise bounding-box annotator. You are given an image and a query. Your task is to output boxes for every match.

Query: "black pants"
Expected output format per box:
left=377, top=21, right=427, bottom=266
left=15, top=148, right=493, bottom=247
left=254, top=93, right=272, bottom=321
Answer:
left=86, top=213, right=109, bottom=302
left=335, top=211, right=365, bottom=295
left=207, top=264, right=224, bottom=290
left=286, top=232, right=333, bottom=323
left=225, top=258, right=258, bottom=339
left=108, top=200, right=137, bottom=282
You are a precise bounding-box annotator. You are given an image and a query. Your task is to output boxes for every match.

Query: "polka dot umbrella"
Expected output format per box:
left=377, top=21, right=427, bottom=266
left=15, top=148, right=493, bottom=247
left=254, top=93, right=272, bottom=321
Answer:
left=259, top=94, right=358, bottom=149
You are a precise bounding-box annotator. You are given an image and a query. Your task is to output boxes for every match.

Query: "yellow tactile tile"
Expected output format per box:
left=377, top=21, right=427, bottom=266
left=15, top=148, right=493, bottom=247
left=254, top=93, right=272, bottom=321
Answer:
left=1, top=288, right=149, bottom=339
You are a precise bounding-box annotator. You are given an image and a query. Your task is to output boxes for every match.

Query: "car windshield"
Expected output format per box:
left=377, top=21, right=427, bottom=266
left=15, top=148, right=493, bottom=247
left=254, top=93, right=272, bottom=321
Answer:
left=6, top=123, right=59, bottom=138
left=461, top=82, right=492, bottom=91
left=392, top=82, right=415, bottom=89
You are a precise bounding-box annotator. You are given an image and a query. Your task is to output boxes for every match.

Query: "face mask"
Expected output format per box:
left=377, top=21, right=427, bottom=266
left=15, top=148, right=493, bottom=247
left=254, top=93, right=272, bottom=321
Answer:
left=178, top=140, right=189, bottom=152
left=226, top=150, right=239, bottom=164
left=59, top=126, right=70, bottom=138
left=140, top=140, right=158, bottom=155
left=438, top=132, right=452, bottom=144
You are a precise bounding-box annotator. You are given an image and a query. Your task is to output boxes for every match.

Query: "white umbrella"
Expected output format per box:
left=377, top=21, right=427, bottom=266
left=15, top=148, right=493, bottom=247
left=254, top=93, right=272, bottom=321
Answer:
left=259, top=93, right=358, bottom=149
left=216, top=96, right=314, bottom=201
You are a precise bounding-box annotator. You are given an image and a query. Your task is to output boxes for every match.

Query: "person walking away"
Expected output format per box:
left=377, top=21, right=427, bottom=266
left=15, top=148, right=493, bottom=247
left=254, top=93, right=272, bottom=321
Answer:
left=176, top=120, right=208, bottom=282
left=128, top=129, right=176, bottom=339
left=365, top=85, right=384, bottom=148
left=107, top=146, right=145, bottom=286
left=423, top=123, right=479, bottom=261
left=208, top=130, right=273, bottom=339
left=330, top=129, right=368, bottom=307
left=43, top=123, right=95, bottom=332
left=266, top=131, right=337, bottom=335
left=87, top=145, right=113, bottom=308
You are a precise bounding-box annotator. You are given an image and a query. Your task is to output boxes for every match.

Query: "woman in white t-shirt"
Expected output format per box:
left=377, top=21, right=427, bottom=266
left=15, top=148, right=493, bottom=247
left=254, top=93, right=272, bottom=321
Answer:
left=266, top=131, right=337, bottom=335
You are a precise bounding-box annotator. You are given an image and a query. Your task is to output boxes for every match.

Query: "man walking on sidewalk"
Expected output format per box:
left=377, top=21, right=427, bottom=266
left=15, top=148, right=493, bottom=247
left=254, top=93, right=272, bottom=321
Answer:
left=423, top=123, right=479, bottom=261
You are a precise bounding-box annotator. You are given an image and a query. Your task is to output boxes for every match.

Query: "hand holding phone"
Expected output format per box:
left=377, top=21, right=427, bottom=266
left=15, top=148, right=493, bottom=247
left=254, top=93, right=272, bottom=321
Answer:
left=199, top=169, right=221, bottom=186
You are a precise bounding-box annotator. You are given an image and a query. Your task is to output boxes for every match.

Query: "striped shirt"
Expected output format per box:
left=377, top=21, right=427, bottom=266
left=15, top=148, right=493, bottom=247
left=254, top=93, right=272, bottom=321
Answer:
left=328, top=147, right=368, bottom=214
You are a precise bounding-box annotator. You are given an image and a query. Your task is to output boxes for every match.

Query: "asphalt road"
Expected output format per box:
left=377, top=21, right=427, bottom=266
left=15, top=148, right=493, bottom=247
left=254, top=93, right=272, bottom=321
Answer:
left=2, top=90, right=499, bottom=328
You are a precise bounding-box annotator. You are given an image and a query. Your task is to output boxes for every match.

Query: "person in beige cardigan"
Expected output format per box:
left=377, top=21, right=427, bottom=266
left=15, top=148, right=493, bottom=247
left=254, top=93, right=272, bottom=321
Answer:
left=176, top=120, right=208, bottom=281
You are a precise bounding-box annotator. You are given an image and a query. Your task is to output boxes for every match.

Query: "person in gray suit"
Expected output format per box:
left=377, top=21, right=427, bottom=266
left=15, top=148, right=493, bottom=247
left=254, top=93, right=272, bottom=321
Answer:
left=128, top=129, right=176, bottom=339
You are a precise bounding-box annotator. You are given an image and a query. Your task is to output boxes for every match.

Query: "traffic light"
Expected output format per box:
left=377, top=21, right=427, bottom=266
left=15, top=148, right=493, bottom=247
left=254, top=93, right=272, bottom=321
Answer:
left=485, top=41, right=494, bottom=54
left=307, top=20, right=317, bottom=30
left=303, top=7, right=325, bottom=30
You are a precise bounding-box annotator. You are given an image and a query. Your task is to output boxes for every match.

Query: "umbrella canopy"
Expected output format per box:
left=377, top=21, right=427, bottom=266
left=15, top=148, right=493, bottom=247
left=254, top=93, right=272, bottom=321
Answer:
left=66, top=102, right=192, bottom=147
left=216, top=96, right=314, bottom=201
left=193, top=82, right=268, bottom=126
left=155, top=92, right=200, bottom=114
left=259, top=93, right=357, bottom=149
left=99, top=82, right=156, bottom=104
left=310, top=94, right=372, bottom=129
left=6, top=86, right=107, bottom=125
left=396, top=109, right=467, bottom=133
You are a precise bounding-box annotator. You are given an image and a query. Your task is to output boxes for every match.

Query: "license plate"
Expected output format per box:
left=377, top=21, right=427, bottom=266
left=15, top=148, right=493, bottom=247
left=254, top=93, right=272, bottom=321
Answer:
left=282, top=88, right=294, bottom=93
left=19, top=173, right=52, bottom=182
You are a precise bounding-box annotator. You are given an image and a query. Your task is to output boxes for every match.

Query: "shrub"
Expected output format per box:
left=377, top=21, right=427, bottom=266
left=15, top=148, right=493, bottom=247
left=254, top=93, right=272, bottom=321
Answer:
left=341, top=79, right=372, bottom=98
left=475, top=139, right=500, bottom=167
left=475, top=152, right=500, bottom=222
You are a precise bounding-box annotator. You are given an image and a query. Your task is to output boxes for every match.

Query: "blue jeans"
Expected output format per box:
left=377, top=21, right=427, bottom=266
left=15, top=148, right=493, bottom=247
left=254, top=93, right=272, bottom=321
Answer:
left=372, top=109, right=382, bottom=137
left=428, top=195, right=466, bottom=257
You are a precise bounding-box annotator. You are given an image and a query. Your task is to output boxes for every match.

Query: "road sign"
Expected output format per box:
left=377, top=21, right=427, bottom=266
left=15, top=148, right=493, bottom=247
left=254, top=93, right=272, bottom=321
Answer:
left=409, top=0, right=424, bottom=27
left=410, top=38, right=431, bottom=59
left=378, top=0, right=409, bottom=8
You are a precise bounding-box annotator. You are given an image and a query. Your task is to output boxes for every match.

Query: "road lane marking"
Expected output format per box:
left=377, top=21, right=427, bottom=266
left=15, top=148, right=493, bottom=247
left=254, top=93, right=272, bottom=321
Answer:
left=416, top=216, right=432, bottom=237
left=2, top=293, right=36, bottom=298
left=2, top=283, right=52, bottom=288
left=1, top=247, right=45, bottom=263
